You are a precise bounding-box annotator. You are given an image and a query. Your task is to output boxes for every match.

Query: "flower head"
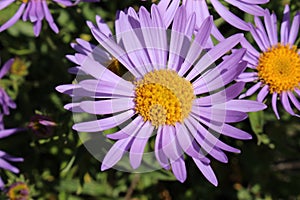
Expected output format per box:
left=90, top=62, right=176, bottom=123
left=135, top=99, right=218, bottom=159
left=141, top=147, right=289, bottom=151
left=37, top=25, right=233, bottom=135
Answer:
left=0, top=59, right=16, bottom=116
left=0, top=118, right=24, bottom=188
left=28, top=114, right=56, bottom=138
left=57, top=5, right=266, bottom=185
left=6, top=181, right=30, bottom=200
left=238, top=5, right=300, bottom=119
left=0, top=0, right=99, bottom=36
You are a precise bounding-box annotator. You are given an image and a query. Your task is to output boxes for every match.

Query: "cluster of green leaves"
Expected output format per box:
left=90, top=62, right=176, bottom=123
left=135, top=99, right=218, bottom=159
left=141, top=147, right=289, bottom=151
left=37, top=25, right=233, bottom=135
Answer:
left=0, top=0, right=299, bottom=199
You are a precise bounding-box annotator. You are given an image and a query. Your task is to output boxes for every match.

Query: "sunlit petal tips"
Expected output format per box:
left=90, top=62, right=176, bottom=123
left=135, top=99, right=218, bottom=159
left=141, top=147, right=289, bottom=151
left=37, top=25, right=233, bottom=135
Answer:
left=57, top=4, right=266, bottom=185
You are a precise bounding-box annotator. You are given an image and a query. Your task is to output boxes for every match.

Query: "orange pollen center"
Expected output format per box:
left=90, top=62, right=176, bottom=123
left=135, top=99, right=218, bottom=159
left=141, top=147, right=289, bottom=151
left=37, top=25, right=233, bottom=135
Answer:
left=134, top=69, right=194, bottom=127
left=257, top=44, right=300, bottom=94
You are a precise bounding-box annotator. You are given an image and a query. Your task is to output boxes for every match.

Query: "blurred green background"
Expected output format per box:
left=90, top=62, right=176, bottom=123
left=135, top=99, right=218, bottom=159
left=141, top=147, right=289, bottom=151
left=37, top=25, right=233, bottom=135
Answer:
left=0, top=0, right=300, bottom=199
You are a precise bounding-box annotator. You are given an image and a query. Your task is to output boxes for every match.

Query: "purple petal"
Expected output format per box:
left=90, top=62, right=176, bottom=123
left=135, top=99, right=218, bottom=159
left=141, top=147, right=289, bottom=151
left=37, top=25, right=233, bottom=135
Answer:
left=42, top=1, right=59, bottom=33
left=182, top=0, right=210, bottom=30
left=80, top=98, right=134, bottom=115
left=280, top=5, right=290, bottom=45
left=0, top=59, right=14, bottom=79
left=288, top=11, right=300, bottom=45
left=178, top=16, right=213, bottom=76
left=33, top=20, right=42, bottom=36
left=257, top=85, right=269, bottom=102
left=254, top=16, right=271, bottom=48
left=95, top=15, right=112, bottom=37
left=64, top=103, right=86, bottom=113
left=194, top=82, right=246, bottom=105
left=184, top=13, right=196, bottom=39
left=193, top=158, right=218, bottom=186
left=101, top=137, right=133, bottom=171
left=0, top=3, right=26, bottom=32
left=210, top=0, right=250, bottom=31
left=73, top=110, right=135, bottom=132
left=168, top=6, right=189, bottom=71
left=186, top=34, right=244, bottom=81
left=139, top=8, right=168, bottom=70
left=106, top=116, right=144, bottom=140
left=0, top=151, right=23, bottom=162
left=239, top=82, right=262, bottom=99
left=237, top=72, right=259, bottom=82
left=240, top=0, right=269, bottom=3
left=28, top=2, right=37, bottom=22
left=240, top=37, right=260, bottom=58
left=272, top=93, right=280, bottom=119
left=205, top=122, right=252, bottom=140
left=158, top=0, right=180, bottom=27
left=129, top=121, right=154, bottom=169
left=0, top=159, right=19, bottom=173
left=91, top=28, right=141, bottom=78
left=0, top=0, right=15, bottom=10
left=190, top=115, right=241, bottom=153
left=226, top=0, right=265, bottom=16
left=0, top=128, right=23, bottom=139
left=170, top=156, right=187, bottom=183
left=264, top=10, right=278, bottom=46
left=287, top=91, right=300, bottom=111
left=161, top=126, right=182, bottom=161
left=214, top=100, right=267, bottom=112
left=79, top=79, right=134, bottom=97
left=154, top=126, right=170, bottom=169
left=193, top=53, right=247, bottom=94
left=281, top=92, right=299, bottom=117
left=185, top=117, right=229, bottom=163
left=80, top=55, right=133, bottom=86
left=249, top=25, right=268, bottom=52
left=191, top=106, right=248, bottom=123
left=176, top=123, right=206, bottom=160
left=118, top=13, right=152, bottom=75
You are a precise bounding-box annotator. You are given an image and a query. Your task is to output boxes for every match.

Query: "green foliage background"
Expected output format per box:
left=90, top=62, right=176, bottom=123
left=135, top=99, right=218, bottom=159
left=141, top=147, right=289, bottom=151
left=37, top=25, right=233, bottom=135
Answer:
left=0, top=0, right=300, bottom=199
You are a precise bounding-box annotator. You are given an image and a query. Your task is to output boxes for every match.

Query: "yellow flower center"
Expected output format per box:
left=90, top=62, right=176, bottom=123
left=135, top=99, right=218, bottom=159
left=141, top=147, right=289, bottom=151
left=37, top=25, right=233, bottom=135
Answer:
left=134, top=69, right=194, bottom=127
left=257, top=44, right=300, bottom=94
left=10, top=58, right=28, bottom=77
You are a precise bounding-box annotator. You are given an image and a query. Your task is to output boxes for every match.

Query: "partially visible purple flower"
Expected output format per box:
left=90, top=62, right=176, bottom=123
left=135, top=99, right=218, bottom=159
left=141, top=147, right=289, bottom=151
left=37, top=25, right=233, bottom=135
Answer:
left=0, top=59, right=24, bottom=189
left=28, top=114, right=56, bottom=138
left=0, top=0, right=99, bottom=36
left=0, top=118, right=24, bottom=189
left=0, top=59, right=16, bottom=116
left=57, top=5, right=266, bottom=185
left=238, top=5, right=300, bottom=119
left=180, top=0, right=269, bottom=44
left=6, top=181, right=30, bottom=200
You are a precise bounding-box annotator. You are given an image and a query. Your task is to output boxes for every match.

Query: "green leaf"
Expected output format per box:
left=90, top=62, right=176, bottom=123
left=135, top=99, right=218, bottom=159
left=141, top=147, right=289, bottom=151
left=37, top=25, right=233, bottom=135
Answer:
left=249, top=110, right=264, bottom=134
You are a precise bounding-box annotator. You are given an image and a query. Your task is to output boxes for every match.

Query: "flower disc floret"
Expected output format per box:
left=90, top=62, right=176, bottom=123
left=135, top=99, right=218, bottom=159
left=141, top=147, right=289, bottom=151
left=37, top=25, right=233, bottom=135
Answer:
left=134, top=69, right=194, bottom=127
left=257, top=44, right=300, bottom=94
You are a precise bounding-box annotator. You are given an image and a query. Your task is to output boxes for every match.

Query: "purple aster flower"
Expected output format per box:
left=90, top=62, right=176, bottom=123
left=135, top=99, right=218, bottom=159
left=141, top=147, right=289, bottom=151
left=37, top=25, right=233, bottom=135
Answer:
left=0, top=0, right=99, bottom=36
left=238, top=5, right=300, bottom=119
left=0, top=117, right=24, bottom=188
left=57, top=5, right=266, bottom=185
left=0, top=59, right=16, bottom=116
left=28, top=114, right=56, bottom=138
